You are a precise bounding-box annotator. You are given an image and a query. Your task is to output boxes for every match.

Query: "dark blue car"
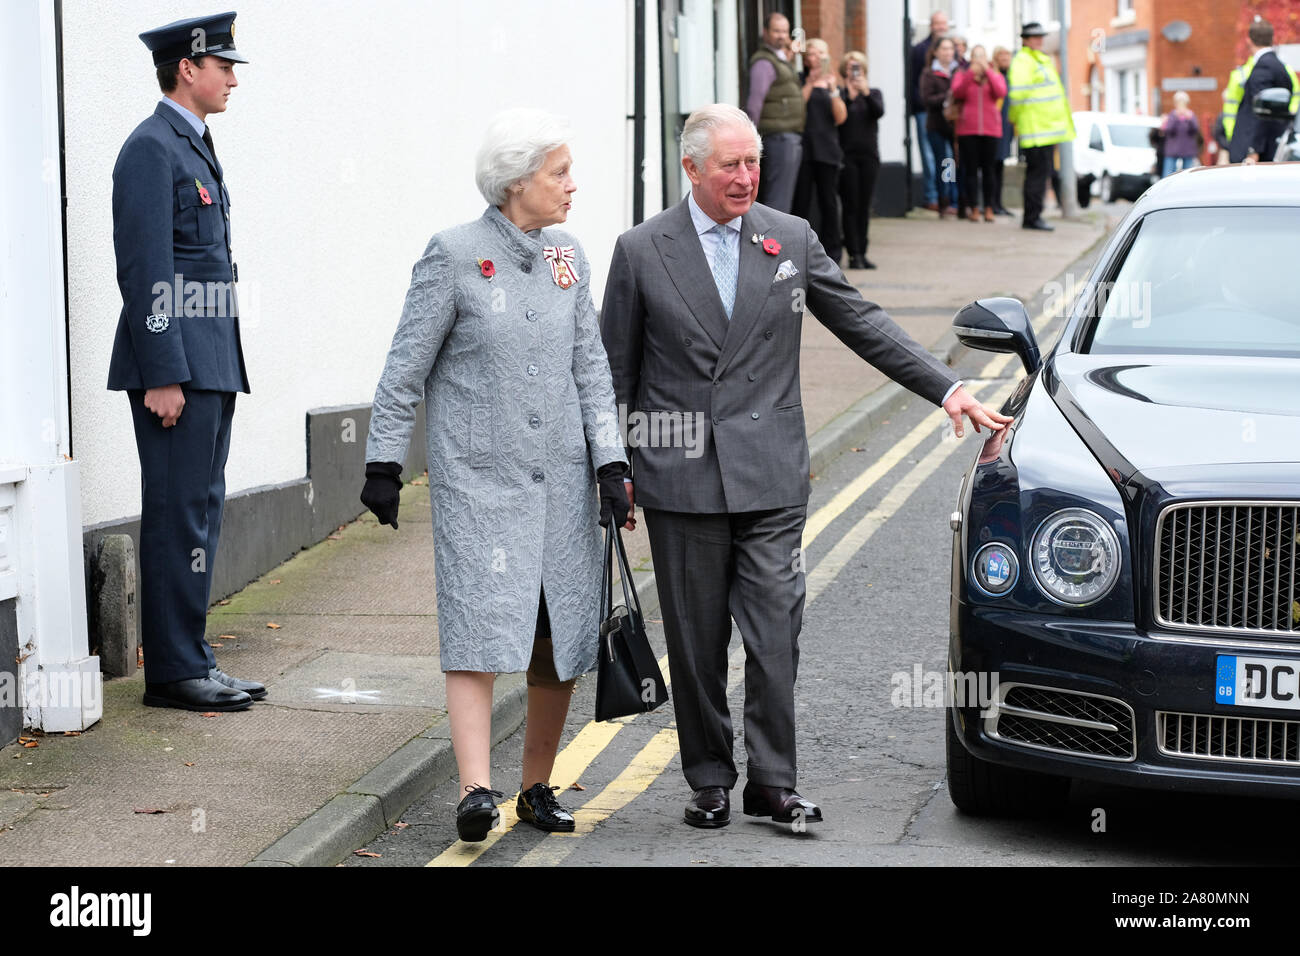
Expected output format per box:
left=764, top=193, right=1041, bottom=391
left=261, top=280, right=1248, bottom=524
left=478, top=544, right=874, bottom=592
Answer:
left=946, top=163, right=1300, bottom=814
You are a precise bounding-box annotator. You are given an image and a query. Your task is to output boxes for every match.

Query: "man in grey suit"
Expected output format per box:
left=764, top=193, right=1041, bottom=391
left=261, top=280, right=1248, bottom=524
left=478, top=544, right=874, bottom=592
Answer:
left=599, top=104, right=1010, bottom=829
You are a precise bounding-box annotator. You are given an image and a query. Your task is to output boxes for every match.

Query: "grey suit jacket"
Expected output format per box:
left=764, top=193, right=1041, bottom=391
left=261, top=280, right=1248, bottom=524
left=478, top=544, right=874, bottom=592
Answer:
left=599, top=197, right=958, bottom=513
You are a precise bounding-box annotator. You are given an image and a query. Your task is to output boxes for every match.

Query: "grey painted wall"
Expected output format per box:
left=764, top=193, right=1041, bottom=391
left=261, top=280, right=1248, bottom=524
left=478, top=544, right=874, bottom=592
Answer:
left=81, top=403, right=428, bottom=659
left=0, top=599, right=18, bottom=747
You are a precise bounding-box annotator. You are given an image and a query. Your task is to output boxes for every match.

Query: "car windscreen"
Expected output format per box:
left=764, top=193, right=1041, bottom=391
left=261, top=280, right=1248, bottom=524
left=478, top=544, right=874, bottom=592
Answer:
left=1085, top=206, right=1300, bottom=358
left=1107, top=124, right=1154, bottom=148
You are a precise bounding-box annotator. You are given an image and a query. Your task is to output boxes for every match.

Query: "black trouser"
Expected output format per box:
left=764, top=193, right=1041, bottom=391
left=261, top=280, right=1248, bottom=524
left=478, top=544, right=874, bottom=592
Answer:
left=1022, top=144, right=1054, bottom=225
left=128, top=388, right=236, bottom=683
left=793, top=158, right=843, bottom=264
left=839, top=150, right=879, bottom=257
left=992, top=155, right=1006, bottom=209
left=958, top=135, right=999, bottom=211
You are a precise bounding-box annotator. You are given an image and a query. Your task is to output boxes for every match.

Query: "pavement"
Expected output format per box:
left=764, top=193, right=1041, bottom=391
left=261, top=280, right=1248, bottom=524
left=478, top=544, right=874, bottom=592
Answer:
left=0, top=203, right=1111, bottom=867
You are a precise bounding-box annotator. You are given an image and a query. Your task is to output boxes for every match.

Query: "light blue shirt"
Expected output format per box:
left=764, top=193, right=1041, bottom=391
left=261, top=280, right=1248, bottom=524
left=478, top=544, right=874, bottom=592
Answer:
left=687, top=191, right=741, bottom=273
left=687, top=190, right=964, bottom=405
left=160, top=97, right=206, bottom=137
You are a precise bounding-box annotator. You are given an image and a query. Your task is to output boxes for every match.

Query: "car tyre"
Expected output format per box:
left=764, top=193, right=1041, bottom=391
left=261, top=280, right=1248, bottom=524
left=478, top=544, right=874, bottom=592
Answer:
left=1099, top=173, right=1115, bottom=204
left=945, top=707, right=1070, bottom=816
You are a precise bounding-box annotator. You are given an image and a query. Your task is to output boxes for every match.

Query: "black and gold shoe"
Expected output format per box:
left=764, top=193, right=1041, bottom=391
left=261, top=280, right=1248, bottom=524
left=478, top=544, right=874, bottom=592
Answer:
left=455, top=785, right=504, bottom=842
left=516, top=783, right=576, bottom=832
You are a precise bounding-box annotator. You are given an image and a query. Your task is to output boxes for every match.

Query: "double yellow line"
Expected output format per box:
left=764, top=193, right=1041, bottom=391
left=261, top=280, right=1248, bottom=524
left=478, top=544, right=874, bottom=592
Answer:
left=429, top=319, right=1047, bottom=866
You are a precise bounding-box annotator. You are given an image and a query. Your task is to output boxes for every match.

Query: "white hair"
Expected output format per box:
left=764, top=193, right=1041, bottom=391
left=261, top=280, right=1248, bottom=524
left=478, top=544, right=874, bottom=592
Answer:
left=680, top=104, right=762, bottom=168
left=475, top=108, right=572, bottom=206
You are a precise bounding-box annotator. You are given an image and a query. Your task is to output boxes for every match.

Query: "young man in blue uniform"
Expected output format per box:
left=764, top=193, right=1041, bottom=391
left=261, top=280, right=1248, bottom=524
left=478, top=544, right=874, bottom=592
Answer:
left=108, top=11, right=263, bottom=711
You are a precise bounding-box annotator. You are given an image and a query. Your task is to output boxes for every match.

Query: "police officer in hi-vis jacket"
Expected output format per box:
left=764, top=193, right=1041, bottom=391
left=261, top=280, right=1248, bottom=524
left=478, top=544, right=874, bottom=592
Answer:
left=107, top=11, right=263, bottom=711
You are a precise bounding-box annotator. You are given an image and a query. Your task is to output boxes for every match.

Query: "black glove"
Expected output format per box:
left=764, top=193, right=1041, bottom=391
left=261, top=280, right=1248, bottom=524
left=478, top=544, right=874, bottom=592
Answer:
left=597, top=462, right=630, bottom=529
left=360, top=460, right=403, bottom=529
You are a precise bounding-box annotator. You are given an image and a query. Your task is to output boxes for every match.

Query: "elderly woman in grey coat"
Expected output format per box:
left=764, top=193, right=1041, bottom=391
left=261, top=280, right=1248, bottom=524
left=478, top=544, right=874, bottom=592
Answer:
left=360, top=109, right=630, bottom=842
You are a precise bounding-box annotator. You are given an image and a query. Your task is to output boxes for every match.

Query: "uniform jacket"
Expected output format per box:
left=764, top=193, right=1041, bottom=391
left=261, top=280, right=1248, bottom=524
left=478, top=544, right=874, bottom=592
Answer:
left=1007, top=46, right=1075, bottom=149
left=951, top=65, right=1008, bottom=138
left=365, top=205, right=626, bottom=680
left=1225, top=50, right=1298, bottom=162
left=108, top=102, right=248, bottom=393
left=599, top=198, right=958, bottom=514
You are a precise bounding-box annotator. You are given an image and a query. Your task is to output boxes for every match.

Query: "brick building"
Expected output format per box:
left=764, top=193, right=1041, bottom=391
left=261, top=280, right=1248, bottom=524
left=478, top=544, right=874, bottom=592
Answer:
left=1064, top=1, right=1300, bottom=161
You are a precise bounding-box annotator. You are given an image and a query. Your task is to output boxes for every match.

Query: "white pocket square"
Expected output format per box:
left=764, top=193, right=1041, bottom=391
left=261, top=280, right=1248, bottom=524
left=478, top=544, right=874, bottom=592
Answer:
left=772, top=260, right=799, bottom=283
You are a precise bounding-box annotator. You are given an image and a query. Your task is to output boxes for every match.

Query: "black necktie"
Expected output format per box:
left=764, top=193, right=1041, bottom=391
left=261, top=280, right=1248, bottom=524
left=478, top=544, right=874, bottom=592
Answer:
left=202, top=127, right=218, bottom=166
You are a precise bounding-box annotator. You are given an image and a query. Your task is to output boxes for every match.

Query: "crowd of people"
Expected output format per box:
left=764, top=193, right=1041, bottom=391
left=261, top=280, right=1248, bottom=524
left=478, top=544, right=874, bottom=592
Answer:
left=745, top=12, right=884, bottom=268
left=749, top=10, right=1297, bottom=246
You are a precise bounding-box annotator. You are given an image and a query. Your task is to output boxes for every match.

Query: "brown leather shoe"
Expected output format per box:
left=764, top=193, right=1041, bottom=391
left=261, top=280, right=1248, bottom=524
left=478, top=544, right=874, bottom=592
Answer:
left=922, top=201, right=939, bottom=212
left=984, top=207, right=996, bottom=222
left=967, top=208, right=980, bottom=222
left=684, top=787, right=730, bottom=828
left=741, top=782, right=823, bottom=824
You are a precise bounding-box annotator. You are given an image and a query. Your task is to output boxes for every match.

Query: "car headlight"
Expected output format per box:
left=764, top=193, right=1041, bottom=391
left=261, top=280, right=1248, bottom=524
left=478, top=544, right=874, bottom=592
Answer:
left=1030, top=508, right=1121, bottom=606
left=971, top=542, right=1019, bottom=597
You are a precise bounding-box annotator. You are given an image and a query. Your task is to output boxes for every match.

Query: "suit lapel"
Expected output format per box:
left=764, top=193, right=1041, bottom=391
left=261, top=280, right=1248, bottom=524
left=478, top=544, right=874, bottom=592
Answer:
left=652, top=199, right=729, bottom=351
left=154, top=102, right=222, bottom=182
left=716, top=203, right=779, bottom=375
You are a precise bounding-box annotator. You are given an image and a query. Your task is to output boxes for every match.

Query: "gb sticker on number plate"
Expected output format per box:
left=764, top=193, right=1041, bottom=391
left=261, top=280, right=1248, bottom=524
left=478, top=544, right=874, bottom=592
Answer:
left=1216, top=655, right=1300, bottom=710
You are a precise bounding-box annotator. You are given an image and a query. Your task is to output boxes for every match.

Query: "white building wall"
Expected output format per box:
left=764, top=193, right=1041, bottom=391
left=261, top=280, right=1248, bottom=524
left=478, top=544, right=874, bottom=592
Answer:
left=65, top=0, right=648, bottom=526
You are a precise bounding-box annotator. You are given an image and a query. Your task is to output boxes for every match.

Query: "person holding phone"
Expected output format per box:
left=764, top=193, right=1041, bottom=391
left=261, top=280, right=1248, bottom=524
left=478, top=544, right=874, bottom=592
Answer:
left=837, top=51, right=884, bottom=269
left=792, top=38, right=847, bottom=263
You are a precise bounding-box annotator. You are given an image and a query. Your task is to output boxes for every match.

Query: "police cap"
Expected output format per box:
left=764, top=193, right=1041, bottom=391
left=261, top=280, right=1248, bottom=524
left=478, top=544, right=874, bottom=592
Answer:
left=139, top=11, right=248, bottom=68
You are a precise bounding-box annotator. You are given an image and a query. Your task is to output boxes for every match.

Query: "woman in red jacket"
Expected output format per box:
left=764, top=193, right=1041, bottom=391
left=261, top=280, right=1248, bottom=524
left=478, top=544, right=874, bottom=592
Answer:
left=950, top=45, right=1007, bottom=222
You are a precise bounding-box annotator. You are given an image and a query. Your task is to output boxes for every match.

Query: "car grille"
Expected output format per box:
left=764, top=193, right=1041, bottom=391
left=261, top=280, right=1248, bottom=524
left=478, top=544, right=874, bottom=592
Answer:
left=1157, top=710, right=1300, bottom=766
left=1156, top=502, right=1300, bottom=639
left=987, top=683, right=1135, bottom=761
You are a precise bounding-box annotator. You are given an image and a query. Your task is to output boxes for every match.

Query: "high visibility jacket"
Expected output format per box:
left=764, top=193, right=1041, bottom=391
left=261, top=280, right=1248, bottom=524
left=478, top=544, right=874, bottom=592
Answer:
left=1223, top=50, right=1299, bottom=141
left=1006, top=46, right=1075, bottom=148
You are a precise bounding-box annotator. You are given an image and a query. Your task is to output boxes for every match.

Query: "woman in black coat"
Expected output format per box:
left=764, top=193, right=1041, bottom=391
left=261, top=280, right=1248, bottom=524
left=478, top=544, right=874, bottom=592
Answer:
left=837, top=51, right=883, bottom=269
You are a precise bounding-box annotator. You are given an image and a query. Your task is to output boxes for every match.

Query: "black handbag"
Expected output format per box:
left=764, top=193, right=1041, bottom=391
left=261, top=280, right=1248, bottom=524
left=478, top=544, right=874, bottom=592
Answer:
left=595, top=525, right=669, bottom=721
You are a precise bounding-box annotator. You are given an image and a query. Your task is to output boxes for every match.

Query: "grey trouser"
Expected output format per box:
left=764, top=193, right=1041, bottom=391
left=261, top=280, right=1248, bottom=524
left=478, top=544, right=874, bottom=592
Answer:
left=644, top=505, right=807, bottom=790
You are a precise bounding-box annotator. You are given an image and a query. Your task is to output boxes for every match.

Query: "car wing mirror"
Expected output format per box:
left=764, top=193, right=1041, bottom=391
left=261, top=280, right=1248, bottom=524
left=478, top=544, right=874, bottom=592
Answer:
left=1252, top=87, right=1295, bottom=119
left=952, top=297, right=1041, bottom=374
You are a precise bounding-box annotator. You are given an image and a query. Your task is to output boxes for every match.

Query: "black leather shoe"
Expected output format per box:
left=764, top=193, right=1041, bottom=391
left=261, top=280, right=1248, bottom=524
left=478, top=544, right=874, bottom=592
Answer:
left=517, top=783, right=576, bottom=832
left=742, top=782, right=823, bottom=824
left=456, top=785, right=504, bottom=842
left=143, top=677, right=253, bottom=712
left=1023, top=219, right=1055, bottom=231
left=684, top=787, right=730, bottom=828
left=993, top=205, right=1013, bottom=216
left=861, top=257, right=877, bottom=269
left=209, top=667, right=267, bottom=701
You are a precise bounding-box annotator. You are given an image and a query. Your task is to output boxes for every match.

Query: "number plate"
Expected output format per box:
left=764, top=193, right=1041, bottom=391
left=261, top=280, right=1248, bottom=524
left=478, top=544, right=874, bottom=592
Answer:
left=1216, top=655, right=1300, bottom=710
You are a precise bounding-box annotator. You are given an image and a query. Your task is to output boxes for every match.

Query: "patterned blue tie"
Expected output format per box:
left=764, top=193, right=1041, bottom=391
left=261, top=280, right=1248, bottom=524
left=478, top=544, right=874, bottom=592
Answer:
left=710, top=224, right=737, bottom=319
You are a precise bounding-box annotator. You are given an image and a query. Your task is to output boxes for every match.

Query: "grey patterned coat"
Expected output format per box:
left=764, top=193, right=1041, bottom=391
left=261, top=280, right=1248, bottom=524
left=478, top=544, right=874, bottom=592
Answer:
left=366, top=205, right=626, bottom=679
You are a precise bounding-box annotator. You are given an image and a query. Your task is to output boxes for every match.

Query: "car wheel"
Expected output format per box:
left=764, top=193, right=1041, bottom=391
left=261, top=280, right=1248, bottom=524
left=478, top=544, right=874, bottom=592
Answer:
left=1076, top=175, right=1093, bottom=208
left=1099, top=173, right=1115, bottom=204
left=945, top=707, right=1070, bottom=816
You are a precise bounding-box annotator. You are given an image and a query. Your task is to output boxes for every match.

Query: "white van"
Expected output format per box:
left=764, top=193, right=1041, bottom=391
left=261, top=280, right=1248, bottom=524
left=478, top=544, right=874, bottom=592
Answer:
left=1072, top=111, right=1161, bottom=206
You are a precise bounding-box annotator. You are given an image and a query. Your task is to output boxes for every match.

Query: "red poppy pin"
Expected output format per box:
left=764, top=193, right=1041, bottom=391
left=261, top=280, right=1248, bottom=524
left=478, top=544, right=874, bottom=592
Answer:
left=762, top=237, right=781, bottom=256
left=194, top=178, right=212, bottom=206
left=477, top=258, right=495, bottom=279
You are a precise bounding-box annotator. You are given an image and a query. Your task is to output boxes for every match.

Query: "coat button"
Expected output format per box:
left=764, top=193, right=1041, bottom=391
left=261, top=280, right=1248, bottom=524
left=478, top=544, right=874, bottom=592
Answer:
left=527, top=364, right=539, bottom=376
left=684, top=336, right=693, bottom=346
left=529, top=415, right=541, bottom=428
left=522, top=262, right=532, bottom=273
left=526, top=309, right=537, bottom=321
left=712, top=417, right=719, bottom=425
left=748, top=373, right=757, bottom=381
left=531, top=469, right=544, bottom=482
left=764, top=329, right=774, bottom=340
left=751, top=412, right=760, bottom=420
